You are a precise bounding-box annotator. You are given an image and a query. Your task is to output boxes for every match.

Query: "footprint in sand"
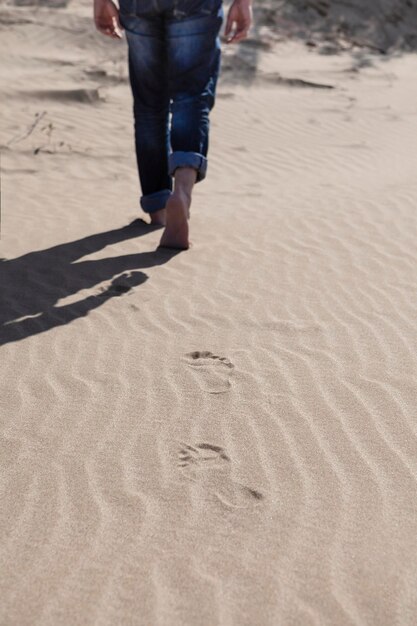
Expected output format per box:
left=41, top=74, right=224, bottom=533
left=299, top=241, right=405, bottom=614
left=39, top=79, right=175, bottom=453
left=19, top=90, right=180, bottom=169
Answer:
left=178, top=443, right=263, bottom=509
left=184, top=351, right=235, bottom=394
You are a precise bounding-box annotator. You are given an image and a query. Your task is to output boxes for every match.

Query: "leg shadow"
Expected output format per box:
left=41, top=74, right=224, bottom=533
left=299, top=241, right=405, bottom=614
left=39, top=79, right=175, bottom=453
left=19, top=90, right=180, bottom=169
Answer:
left=0, top=220, right=179, bottom=346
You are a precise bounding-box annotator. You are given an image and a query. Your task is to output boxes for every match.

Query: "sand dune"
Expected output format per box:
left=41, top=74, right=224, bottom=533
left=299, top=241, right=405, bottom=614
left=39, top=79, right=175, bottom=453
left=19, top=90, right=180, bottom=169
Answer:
left=2, top=0, right=417, bottom=624
left=253, top=0, right=417, bottom=52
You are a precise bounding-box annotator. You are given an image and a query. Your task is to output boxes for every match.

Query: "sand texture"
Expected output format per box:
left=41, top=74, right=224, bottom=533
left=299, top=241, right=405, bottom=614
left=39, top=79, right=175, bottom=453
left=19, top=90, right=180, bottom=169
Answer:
left=2, top=0, right=417, bottom=624
left=256, top=0, right=417, bottom=52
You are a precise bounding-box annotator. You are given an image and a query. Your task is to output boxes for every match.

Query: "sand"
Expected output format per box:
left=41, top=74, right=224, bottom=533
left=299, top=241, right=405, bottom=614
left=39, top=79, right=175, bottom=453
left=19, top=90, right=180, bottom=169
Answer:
left=2, top=0, right=417, bottom=624
left=256, top=0, right=417, bottom=52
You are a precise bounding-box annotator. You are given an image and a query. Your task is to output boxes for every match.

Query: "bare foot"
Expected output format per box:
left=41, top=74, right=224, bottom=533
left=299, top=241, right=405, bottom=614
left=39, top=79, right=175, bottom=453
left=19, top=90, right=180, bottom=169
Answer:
left=159, top=191, right=190, bottom=250
left=159, top=167, right=196, bottom=249
left=150, top=208, right=166, bottom=226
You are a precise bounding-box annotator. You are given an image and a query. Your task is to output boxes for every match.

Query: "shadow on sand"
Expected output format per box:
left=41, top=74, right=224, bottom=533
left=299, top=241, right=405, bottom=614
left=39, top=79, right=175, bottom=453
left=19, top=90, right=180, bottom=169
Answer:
left=0, top=219, right=180, bottom=346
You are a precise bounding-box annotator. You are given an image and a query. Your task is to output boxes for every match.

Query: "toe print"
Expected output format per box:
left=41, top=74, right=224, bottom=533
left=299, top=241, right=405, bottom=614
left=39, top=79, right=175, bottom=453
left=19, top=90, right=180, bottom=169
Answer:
left=178, top=443, right=263, bottom=509
left=178, top=443, right=231, bottom=471
left=183, top=351, right=235, bottom=394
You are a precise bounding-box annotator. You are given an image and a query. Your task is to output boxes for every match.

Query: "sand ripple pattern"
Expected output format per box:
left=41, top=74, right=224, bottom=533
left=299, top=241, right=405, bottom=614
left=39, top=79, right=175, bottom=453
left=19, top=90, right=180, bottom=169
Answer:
left=2, top=3, right=417, bottom=626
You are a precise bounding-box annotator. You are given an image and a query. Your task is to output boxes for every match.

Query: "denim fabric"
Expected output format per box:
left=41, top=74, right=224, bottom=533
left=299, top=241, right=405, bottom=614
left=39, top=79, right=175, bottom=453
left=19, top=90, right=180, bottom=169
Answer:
left=119, top=0, right=223, bottom=213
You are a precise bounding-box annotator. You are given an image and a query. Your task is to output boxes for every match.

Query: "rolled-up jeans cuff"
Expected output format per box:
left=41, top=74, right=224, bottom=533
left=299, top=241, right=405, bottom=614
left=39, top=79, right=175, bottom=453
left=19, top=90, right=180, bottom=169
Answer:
left=140, top=189, right=171, bottom=213
left=168, top=151, right=208, bottom=182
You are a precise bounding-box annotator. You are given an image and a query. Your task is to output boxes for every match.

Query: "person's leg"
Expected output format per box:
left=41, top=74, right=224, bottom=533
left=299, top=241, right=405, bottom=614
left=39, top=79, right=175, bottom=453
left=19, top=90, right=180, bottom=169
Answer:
left=120, top=10, right=171, bottom=225
left=159, top=167, right=196, bottom=249
left=159, top=0, right=223, bottom=248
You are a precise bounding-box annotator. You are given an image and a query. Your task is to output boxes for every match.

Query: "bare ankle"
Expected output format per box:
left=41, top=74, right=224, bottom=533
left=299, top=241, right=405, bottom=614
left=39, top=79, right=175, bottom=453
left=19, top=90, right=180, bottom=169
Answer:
left=173, top=167, right=197, bottom=196
left=150, top=208, right=166, bottom=226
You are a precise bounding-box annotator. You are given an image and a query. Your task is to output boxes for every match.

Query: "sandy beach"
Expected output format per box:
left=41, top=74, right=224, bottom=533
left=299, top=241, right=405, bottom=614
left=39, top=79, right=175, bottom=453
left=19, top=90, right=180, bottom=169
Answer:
left=1, top=0, right=417, bottom=623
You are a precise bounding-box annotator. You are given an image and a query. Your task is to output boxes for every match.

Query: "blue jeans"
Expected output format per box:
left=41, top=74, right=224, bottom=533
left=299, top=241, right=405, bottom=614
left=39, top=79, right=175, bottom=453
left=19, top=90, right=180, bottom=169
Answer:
left=119, top=0, right=223, bottom=213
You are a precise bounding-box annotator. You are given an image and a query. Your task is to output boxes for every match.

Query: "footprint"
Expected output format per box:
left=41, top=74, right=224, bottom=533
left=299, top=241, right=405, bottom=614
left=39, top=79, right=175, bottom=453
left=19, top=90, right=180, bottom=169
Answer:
left=184, top=351, right=235, bottom=394
left=178, top=443, right=263, bottom=509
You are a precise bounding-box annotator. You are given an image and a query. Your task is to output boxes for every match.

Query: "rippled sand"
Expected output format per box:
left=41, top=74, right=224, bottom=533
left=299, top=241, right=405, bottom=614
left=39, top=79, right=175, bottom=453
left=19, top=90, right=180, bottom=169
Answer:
left=1, top=1, right=417, bottom=624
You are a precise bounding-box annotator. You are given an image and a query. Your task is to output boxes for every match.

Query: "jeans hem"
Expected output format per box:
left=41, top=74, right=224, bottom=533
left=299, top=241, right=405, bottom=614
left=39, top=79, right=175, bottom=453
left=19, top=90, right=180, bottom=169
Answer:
left=140, top=189, right=172, bottom=213
left=168, top=151, right=208, bottom=182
